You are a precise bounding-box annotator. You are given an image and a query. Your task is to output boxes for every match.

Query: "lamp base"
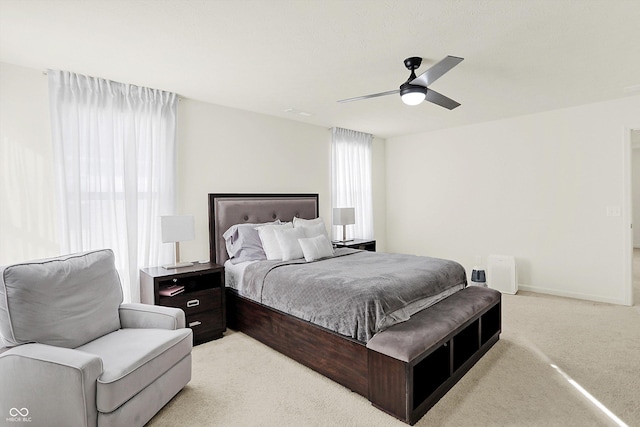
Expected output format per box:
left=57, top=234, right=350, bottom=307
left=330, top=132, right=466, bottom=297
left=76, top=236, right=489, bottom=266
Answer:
left=162, top=261, right=194, bottom=269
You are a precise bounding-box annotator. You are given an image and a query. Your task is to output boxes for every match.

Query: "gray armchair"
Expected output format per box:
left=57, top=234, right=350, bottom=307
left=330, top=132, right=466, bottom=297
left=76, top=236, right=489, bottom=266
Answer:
left=0, top=249, right=192, bottom=427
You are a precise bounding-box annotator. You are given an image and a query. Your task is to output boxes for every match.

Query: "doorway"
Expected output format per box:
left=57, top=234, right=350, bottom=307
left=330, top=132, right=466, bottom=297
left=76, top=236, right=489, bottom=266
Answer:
left=630, top=129, right=640, bottom=306
left=634, top=249, right=640, bottom=306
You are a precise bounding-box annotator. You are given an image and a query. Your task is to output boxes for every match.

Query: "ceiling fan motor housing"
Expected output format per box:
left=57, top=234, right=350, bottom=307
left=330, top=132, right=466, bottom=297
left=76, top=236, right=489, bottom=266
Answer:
left=400, top=82, right=427, bottom=95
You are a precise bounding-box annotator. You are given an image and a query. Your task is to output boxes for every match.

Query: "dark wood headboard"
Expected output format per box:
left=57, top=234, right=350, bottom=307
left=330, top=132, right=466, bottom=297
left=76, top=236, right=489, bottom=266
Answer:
left=208, top=193, right=319, bottom=265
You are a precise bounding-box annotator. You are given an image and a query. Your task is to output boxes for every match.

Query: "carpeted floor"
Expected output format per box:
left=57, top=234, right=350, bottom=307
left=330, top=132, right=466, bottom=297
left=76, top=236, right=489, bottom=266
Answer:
left=148, top=270, right=640, bottom=426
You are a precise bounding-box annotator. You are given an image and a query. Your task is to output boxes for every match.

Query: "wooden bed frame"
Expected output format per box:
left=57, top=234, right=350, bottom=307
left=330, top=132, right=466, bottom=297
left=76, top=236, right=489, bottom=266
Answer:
left=208, top=193, right=501, bottom=424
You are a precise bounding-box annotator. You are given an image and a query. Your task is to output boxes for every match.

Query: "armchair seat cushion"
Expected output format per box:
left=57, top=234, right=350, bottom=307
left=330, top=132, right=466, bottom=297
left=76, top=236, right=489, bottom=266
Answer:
left=76, top=327, right=192, bottom=413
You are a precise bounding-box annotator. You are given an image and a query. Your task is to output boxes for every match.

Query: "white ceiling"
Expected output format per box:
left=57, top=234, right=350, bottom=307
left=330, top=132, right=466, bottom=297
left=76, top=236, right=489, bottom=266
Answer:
left=1, top=0, right=639, bottom=139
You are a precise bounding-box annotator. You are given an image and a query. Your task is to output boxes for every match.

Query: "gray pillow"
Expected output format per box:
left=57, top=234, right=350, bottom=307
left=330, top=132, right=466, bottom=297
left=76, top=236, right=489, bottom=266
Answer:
left=223, top=221, right=278, bottom=264
left=0, top=249, right=123, bottom=348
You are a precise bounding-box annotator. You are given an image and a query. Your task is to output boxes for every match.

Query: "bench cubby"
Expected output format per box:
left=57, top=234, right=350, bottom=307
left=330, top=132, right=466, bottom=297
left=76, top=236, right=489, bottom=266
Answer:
left=367, top=286, right=501, bottom=425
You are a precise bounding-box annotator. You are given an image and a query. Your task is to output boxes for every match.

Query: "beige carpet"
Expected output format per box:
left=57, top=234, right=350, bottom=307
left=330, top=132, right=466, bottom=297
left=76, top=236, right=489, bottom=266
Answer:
left=148, top=291, right=640, bottom=426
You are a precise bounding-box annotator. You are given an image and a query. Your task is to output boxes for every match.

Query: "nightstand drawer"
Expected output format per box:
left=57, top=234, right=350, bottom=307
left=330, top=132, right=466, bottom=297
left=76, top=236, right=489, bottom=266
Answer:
left=140, top=262, right=225, bottom=345
left=187, top=309, right=224, bottom=344
left=159, top=288, right=221, bottom=315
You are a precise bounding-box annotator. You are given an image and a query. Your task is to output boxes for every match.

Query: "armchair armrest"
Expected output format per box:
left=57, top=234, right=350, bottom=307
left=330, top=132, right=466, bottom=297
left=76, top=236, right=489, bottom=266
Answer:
left=119, top=303, right=186, bottom=330
left=0, top=343, right=102, bottom=427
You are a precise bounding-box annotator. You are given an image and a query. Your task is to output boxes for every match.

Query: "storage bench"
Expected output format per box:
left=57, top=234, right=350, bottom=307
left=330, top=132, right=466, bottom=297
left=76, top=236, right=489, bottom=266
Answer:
left=366, top=286, right=501, bottom=425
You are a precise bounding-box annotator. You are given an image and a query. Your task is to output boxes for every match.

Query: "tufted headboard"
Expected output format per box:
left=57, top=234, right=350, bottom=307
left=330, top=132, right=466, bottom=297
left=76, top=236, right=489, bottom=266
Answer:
left=208, top=193, right=319, bottom=265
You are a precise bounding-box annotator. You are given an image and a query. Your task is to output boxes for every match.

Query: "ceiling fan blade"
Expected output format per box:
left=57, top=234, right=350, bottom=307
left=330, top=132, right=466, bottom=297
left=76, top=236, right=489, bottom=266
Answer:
left=337, top=89, right=399, bottom=103
left=425, top=88, right=461, bottom=110
left=410, top=55, right=463, bottom=87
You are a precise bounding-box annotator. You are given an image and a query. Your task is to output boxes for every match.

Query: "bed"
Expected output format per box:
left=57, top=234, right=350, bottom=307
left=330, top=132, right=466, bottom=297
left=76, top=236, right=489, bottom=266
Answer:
left=208, top=193, right=501, bottom=424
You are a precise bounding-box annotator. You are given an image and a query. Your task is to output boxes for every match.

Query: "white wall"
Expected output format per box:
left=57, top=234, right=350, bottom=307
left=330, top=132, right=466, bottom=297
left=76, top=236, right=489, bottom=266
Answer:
left=0, top=61, right=387, bottom=267
left=0, top=62, right=59, bottom=264
left=386, top=95, right=640, bottom=305
left=371, top=137, right=387, bottom=250
left=175, top=98, right=387, bottom=262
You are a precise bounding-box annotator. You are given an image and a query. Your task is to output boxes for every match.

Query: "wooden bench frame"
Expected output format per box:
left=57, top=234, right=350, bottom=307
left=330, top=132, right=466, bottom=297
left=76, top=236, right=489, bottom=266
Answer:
left=367, top=293, right=501, bottom=424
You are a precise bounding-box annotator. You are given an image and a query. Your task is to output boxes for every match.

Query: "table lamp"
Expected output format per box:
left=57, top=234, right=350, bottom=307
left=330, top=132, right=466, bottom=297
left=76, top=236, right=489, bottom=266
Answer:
left=333, top=207, right=355, bottom=242
left=161, top=215, right=195, bottom=269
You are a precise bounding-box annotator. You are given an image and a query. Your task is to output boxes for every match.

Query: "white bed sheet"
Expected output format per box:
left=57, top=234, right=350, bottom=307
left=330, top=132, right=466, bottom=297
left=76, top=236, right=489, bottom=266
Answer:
left=224, top=259, right=256, bottom=293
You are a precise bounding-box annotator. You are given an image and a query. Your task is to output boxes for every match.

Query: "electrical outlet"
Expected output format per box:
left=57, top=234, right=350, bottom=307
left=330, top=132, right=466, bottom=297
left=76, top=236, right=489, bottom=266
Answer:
left=606, top=206, right=621, bottom=217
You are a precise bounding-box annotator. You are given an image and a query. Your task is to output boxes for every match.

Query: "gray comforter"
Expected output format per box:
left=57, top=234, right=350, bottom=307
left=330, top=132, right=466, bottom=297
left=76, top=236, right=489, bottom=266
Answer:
left=242, top=249, right=467, bottom=342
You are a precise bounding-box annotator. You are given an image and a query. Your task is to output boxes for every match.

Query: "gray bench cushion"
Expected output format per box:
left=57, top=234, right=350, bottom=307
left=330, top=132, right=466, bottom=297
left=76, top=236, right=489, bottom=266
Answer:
left=77, top=327, right=193, bottom=413
left=366, top=286, right=500, bottom=362
left=0, top=250, right=123, bottom=348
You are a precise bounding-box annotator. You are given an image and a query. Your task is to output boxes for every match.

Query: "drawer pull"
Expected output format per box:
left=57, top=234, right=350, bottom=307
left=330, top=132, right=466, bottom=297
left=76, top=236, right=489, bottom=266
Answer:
left=186, top=299, right=200, bottom=308
left=189, top=321, right=202, bottom=327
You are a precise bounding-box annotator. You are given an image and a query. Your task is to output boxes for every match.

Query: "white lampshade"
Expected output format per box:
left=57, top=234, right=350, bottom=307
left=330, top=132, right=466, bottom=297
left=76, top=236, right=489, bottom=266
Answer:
left=161, top=215, right=195, bottom=269
left=161, top=215, right=195, bottom=243
left=332, top=207, right=355, bottom=226
left=333, top=207, right=355, bottom=242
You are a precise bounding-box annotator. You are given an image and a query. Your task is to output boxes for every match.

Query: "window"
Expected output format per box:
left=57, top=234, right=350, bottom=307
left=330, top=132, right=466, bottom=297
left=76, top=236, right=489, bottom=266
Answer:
left=49, top=70, right=177, bottom=302
left=331, top=127, right=374, bottom=240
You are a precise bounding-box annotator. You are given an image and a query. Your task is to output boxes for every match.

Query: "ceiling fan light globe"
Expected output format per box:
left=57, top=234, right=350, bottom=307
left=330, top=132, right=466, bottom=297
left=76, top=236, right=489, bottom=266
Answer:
left=400, top=83, right=427, bottom=106
left=401, top=91, right=426, bottom=106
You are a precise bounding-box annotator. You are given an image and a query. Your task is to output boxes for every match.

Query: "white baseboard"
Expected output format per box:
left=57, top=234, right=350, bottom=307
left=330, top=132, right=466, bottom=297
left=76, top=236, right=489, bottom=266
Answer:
left=516, top=284, right=629, bottom=306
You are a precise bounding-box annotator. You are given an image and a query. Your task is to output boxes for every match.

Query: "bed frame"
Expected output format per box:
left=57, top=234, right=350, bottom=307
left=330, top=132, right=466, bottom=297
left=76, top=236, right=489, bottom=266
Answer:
left=208, top=193, right=501, bottom=424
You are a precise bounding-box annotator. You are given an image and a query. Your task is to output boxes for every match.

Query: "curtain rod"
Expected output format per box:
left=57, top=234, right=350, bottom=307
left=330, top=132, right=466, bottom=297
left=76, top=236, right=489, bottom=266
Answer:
left=42, top=70, right=183, bottom=101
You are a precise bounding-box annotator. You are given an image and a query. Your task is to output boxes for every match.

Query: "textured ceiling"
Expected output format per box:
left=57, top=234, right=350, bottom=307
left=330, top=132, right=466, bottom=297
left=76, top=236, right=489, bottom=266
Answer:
left=1, top=0, right=639, bottom=138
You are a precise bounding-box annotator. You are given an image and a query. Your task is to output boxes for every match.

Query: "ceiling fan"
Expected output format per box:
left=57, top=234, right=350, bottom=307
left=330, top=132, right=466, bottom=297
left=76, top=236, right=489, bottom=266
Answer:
left=337, top=55, right=464, bottom=109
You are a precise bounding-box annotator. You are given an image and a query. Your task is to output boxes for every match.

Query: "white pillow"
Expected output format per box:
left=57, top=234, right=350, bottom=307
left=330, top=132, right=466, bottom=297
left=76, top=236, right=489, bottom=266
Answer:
left=298, top=234, right=335, bottom=262
left=293, top=217, right=329, bottom=239
left=255, top=222, right=293, bottom=260
left=293, top=216, right=324, bottom=228
left=302, top=222, right=329, bottom=239
left=274, top=227, right=306, bottom=261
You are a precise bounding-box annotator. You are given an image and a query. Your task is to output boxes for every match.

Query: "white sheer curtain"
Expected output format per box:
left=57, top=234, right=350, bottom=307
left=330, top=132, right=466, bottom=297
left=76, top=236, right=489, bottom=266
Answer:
left=48, top=70, right=176, bottom=302
left=331, top=127, right=374, bottom=240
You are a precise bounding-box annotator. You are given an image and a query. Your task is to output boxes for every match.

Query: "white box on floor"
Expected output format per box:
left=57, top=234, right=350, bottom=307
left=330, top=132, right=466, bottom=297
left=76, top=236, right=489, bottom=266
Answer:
left=487, top=255, right=518, bottom=294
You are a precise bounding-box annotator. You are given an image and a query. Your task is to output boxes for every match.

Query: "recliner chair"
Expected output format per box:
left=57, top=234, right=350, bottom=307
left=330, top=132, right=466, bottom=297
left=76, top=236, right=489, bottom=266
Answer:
left=0, top=249, right=192, bottom=427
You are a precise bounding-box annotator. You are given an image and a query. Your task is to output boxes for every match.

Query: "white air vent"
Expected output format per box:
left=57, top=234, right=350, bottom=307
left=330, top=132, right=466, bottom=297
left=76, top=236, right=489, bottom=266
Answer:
left=487, top=255, right=517, bottom=294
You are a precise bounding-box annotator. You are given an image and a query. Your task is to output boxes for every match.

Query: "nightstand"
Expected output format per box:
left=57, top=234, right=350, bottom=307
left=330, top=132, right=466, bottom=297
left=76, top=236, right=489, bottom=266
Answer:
left=333, top=239, right=376, bottom=252
left=140, top=262, right=225, bottom=345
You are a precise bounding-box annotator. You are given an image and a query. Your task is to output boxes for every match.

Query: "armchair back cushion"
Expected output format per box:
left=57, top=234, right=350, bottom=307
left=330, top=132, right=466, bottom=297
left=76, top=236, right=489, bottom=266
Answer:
left=0, top=249, right=123, bottom=348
